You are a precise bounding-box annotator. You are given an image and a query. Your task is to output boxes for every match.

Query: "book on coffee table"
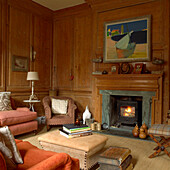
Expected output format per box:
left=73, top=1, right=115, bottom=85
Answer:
left=59, top=129, right=92, bottom=139
left=99, top=146, right=131, bottom=166
left=63, top=124, right=91, bottom=133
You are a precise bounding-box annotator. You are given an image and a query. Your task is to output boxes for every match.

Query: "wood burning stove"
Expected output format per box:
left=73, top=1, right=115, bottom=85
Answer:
left=117, top=99, right=142, bottom=126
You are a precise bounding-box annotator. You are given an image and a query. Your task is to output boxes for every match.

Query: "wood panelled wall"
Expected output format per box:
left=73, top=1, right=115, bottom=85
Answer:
left=0, top=0, right=53, bottom=115
left=0, top=0, right=170, bottom=123
left=53, top=4, right=93, bottom=117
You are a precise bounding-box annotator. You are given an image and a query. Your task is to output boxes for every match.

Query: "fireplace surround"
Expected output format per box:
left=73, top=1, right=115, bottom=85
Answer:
left=100, top=90, right=155, bottom=128
left=92, top=74, right=163, bottom=127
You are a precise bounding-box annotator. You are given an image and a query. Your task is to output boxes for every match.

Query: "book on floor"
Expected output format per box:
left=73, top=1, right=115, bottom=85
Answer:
left=99, top=146, right=131, bottom=166
left=63, top=124, right=91, bottom=133
left=125, top=163, right=133, bottom=170
left=99, top=154, right=132, bottom=170
left=59, top=129, right=92, bottom=138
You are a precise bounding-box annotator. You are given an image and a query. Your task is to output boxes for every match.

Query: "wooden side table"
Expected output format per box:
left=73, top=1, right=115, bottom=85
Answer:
left=23, top=100, right=40, bottom=112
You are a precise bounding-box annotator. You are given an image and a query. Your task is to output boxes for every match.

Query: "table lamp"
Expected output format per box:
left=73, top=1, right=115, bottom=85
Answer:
left=27, top=71, right=39, bottom=100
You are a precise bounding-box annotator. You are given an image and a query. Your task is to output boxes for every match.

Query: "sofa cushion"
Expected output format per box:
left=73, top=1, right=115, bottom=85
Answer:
left=0, top=126, right=23, bottom=164
left=0, top=92, right=13, bottom=111
left=0, top=110, right=37, bottom=126
left=51, top=98, right=68, bottom=114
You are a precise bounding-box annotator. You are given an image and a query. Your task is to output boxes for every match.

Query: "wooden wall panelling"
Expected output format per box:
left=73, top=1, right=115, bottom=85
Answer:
left=73, top=13, right=93, bottom=91
left=0, top=0, right=7, bottom=91
left=74, top=93, right=92, bottom=119
left=32, top=15, right=52, bottom=92
left=8, top=0, right=53, bottom=19
left=7, top=6, right=32, bottom=91
left=0, top=0, right=3, bottom=90
left=53, top=17, right=74, bottom=90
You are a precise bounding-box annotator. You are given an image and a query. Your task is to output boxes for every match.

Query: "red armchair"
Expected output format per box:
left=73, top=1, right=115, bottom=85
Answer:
left=0, top=139, right=79, bottom=170
left=42, top=96, right=77, bottom=130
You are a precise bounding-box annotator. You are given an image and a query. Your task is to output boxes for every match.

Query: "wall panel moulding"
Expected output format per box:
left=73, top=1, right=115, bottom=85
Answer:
left=85, top=0, right=156, bottom=11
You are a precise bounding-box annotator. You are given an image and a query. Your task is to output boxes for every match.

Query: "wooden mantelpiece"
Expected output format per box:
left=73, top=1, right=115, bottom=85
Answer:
left=92, top=74, right=163, bottom=125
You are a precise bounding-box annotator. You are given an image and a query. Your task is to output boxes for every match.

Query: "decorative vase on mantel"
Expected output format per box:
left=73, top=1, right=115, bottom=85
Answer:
left=132, top=124, right=139, bottom=137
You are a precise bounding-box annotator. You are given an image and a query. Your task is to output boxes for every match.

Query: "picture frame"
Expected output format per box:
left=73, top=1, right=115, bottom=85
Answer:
left=111, top=65, right=119, bottom=74
left=12, top=55, right=29, bottom=72
left=103, top=15, right=151, bottom=63
left=133, top=63, right=143, bottom=74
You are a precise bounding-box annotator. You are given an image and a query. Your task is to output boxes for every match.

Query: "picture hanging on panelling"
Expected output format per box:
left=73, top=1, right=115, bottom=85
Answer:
left=103, top=15, right=151, bottom=63
left=12, top=55, right=29, bottom=72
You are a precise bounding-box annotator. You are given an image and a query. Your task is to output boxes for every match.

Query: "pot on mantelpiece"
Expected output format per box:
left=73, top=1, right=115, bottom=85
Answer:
left=132, top=124, right=139, bottom=137
left=139, top=127, right=147, bottom=139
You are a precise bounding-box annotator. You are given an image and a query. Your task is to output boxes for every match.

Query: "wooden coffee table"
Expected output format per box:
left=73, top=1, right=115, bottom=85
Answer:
left=38, top=130, right=108, bottom=170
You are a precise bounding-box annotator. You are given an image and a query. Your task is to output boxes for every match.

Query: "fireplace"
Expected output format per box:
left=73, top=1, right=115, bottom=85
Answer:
left=100, top=90, right=155, bottom=130
left=117, top=99, right=142, bottom=127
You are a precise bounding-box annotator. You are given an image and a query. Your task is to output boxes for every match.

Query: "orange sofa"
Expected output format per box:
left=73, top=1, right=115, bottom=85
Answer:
left=0, top=139, right=79, bottom=170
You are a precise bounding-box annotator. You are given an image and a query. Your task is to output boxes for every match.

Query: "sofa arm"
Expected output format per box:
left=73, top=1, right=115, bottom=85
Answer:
left=28, top=153, right=79, bottom=170
left=16, top=107, right=30, bottom=112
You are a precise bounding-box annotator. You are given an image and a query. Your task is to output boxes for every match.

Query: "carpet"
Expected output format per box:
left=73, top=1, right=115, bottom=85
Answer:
left=16, top=125, right=170, bottom=170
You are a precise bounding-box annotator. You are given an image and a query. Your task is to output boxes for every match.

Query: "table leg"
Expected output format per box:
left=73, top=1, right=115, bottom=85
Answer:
left=29, top=103, right=35, bottom=112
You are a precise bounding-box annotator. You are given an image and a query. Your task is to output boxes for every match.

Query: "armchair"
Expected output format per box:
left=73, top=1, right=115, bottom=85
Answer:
left=42, top=96, right=77, bottom=130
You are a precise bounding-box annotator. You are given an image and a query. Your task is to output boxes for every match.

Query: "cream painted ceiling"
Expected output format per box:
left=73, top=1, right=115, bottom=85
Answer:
left=32, top=0, right=85, bottom=11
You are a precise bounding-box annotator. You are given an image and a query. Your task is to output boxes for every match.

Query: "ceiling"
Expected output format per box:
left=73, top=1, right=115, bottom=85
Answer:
left=32, top=0, right=86, bottom=11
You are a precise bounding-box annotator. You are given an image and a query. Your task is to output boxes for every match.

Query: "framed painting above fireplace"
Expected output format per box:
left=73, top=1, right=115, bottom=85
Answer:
left=103, top=15, right=151, bottom=63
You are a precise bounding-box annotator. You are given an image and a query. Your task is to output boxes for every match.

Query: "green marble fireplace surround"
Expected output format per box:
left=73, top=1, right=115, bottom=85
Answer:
left=100, top=90, right=156, bottom=128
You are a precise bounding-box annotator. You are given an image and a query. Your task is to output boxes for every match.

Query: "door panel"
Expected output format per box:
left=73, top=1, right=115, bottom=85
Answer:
left=53, top=18, right=73, bottom=90
left=74, top=14, right=92, bottom=91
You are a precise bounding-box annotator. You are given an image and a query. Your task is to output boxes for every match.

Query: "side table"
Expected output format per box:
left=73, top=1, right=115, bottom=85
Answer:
left=23, top=100, right=40, bottom=112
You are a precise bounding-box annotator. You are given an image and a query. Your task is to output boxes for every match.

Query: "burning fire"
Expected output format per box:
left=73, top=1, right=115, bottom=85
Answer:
left=125, top=106, right=132, bottom=113
left=121, top=106, right=135, bottom=117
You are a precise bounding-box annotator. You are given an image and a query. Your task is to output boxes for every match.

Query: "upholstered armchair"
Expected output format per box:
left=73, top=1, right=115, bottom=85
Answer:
left=42, top=96, right=77, bottom=130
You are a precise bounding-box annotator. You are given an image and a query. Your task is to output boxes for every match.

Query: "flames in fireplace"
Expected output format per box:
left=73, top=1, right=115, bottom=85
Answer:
left=120, top=106, right=135, bottom=117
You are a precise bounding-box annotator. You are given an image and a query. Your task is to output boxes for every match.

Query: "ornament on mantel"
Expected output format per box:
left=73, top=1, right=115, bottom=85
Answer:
left=83, top=106, right=91, bottom=124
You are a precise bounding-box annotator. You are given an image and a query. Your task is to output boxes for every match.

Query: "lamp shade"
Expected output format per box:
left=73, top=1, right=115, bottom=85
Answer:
left=27, top=72, right=39, bottom=81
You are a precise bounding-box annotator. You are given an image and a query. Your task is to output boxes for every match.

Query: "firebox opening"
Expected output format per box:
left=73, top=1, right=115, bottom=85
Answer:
left=110, top=95, right=142, bottom=128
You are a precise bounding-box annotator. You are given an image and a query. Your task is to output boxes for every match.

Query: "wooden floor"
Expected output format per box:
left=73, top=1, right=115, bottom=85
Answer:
left=16, top=125, right=170, bottom=170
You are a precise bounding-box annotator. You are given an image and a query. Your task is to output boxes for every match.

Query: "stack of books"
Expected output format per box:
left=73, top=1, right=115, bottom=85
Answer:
left=59, top=124, right=92, bottom=139
left=98, top=146, right=133, bottom=170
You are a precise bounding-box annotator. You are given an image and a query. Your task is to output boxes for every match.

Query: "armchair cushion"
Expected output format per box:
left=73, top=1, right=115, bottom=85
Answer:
left=0, top=92, right=13, bottom=111
left=0, top=110, right=37, bottom=126
left=51, top=98, right=68, bottom=114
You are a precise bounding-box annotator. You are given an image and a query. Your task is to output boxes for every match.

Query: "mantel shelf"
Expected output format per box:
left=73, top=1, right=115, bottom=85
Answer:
left=92, top=73, right=163, bottom=79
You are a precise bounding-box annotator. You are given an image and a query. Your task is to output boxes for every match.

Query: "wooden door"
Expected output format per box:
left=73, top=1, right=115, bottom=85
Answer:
left=73, top=14, right=92, bottom=91
left=7, top=6, right=31, bottom=91
left=53, top=17, right=74, bottom=90
left=32, top=15, right=52, bottom=91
